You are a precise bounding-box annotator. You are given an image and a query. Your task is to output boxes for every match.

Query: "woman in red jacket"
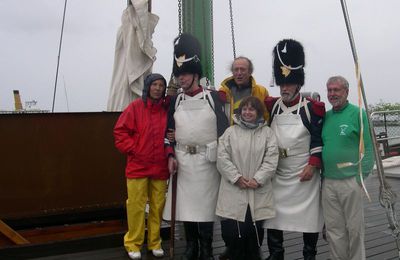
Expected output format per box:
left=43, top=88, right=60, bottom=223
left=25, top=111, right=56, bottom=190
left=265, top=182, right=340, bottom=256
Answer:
left=114, top=73, right=169, bottom=260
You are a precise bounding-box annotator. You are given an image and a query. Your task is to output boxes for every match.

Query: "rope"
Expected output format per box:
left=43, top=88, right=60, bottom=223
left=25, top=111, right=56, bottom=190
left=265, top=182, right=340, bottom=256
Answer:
left=210, top=0, right=215, bottom=86
left=168, top=0, right=183, bottom=97
left=340, top=0, right=400, bottom=253
left=52, top=0, right=68, bottom=112
left=355, top=63, right=371, bottom=202
left=202, top=0, right=210, bottom=87
left=228, top=0, right=236, bottom=59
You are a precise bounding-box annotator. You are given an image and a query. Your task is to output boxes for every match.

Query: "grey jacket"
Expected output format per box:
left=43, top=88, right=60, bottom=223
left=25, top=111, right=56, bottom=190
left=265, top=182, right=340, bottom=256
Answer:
left=216, top=116, right=279, bottom=222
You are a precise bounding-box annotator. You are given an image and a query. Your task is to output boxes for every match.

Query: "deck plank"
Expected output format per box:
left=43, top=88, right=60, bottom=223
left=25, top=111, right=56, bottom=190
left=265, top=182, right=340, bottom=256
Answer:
left=2, top=174, right=400, bottom=260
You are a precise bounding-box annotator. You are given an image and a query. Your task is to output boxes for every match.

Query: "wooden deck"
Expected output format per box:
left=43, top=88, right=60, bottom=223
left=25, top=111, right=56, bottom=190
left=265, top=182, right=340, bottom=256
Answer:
left=1, top=174, right=400, bottom=260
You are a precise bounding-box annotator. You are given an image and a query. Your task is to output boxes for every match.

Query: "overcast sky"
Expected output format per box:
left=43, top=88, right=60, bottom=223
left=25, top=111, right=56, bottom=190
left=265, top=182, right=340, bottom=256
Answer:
left=1, top=0, right=399, bottom=112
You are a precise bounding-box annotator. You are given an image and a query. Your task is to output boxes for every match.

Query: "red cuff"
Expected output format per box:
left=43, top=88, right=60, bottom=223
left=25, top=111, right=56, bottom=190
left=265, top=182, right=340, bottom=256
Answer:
left=165, top=146, right=175, bottom=158
left=308, top=155, right=321, bottom=168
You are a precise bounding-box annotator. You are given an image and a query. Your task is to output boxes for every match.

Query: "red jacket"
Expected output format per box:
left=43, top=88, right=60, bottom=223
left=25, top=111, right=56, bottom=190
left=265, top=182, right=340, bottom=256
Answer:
left=114, top=98, right=169, bottom=180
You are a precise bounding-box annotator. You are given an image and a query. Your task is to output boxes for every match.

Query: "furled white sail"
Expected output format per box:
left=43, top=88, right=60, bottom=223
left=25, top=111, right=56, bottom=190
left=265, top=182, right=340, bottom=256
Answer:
left=107, top=0, right=158, bottom=111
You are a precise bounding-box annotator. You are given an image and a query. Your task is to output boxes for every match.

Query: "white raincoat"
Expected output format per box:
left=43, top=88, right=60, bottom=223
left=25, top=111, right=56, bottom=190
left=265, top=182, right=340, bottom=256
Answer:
left=216, top=116, right=279, bottom=222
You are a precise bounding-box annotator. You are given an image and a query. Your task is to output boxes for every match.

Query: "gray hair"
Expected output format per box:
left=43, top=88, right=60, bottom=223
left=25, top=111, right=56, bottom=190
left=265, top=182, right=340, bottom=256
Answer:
left=326, top=75, right=349, bottom=89
left=230, top=56, right=254, bottom=74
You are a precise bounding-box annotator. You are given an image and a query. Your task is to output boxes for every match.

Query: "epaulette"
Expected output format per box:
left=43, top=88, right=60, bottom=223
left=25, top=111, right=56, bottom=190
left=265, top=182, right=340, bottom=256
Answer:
left=264, top=96, right=279, bottom=112
left=217, top=90, right=227, bottom=103
left=306, top=97, right=325, bottom=117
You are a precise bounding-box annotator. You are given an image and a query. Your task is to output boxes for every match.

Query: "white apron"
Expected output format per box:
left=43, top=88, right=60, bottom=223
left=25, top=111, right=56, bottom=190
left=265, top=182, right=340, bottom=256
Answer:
left=163, top=89, right=220, bottom=222
left=264, top=96, right=323, bottom=232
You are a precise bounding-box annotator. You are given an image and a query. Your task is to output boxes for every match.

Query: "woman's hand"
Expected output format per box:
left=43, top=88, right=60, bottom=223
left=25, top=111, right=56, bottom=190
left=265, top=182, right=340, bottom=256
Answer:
left=235, top=176, right=249, bottom=189
left=247, top=178, right=260, bottom=189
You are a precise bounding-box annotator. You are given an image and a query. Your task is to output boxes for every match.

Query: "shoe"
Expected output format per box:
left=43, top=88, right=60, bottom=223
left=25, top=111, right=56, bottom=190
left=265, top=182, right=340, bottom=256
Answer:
left=128, top=251, right=141, bottom=259
left=152, top=248, right=165, bottom=257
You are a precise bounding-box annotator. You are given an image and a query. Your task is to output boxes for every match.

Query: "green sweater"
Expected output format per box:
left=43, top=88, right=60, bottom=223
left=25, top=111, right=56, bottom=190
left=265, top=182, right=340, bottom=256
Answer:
left=322, top=102, right=374, bottom=182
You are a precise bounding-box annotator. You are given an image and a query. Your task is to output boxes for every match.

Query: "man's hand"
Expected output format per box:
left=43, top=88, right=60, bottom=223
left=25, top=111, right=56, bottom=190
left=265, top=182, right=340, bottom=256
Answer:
left=299, top=164, right=317, bottom=182
left=167, top=129, right=175, bottom=143
left=168, top=156, right=178, bottom=175
left=235, top=176, right=249, bottom=189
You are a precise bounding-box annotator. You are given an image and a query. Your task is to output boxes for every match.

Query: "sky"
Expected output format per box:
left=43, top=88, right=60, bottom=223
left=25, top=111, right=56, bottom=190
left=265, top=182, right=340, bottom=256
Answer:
left=0, top=0, right=399, bottom=112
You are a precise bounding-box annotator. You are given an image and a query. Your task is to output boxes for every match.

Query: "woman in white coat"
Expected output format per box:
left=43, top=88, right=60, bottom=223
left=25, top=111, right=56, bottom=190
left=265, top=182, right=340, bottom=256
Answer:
left=216, top=96, right=279, bottom=260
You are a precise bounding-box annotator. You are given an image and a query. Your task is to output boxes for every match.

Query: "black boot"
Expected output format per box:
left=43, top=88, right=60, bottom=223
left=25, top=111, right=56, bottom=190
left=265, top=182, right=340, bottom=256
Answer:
left=218, top=248, right=229, bottom=260
left=181, top=222, right=199, bottom=260
left=266, top=229, right=284, bottom=260
left=198, top=222, right=214, bottom=260
left=302, top=232, right=318, bottom=260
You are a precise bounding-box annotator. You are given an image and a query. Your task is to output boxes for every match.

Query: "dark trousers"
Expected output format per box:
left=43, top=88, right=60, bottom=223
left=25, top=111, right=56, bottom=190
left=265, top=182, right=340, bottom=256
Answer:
left=267, top=229, right=319, bottom=260
left=221, top=206, right=264, bottom=260
left=182, top=221, right=214, bottom=260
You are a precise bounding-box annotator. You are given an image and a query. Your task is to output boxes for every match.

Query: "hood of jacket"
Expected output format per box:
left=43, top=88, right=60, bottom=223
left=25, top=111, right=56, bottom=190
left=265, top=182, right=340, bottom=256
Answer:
left=142, top=73, right=167, bottom=104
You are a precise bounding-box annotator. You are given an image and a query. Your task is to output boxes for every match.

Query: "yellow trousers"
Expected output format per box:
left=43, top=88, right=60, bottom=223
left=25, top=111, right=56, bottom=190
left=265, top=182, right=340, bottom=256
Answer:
left=124, top=178, right=167, bottom=252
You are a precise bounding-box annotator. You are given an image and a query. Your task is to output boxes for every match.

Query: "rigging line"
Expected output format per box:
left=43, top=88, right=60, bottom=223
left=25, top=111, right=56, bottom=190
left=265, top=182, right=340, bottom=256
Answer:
left=62, top=75, right=70, bottom=112
left=201, top=0, right=212, bottom=87
left=210, top=0, right=215, bottom=86
left=178, top=0, right=182, bottom=35
left=228, top=0, right=236, bottom=59
left=51, top=0, right=68, bottom=113
left=340, top=0, right=400, bottom=250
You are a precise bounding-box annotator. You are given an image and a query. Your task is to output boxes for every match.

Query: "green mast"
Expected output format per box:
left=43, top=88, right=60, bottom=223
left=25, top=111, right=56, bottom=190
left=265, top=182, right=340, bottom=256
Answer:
left=182, top=0, right=214, bottom=86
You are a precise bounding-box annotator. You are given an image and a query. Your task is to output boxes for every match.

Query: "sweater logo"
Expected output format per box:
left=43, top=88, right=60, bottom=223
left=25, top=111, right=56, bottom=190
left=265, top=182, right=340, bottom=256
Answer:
left=339, top=124, right=348, bottom=136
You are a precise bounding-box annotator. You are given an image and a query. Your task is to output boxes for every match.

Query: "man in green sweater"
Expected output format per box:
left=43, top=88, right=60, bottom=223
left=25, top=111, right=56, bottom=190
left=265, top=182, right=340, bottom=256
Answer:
left=321, top=75, right=374, bottom=260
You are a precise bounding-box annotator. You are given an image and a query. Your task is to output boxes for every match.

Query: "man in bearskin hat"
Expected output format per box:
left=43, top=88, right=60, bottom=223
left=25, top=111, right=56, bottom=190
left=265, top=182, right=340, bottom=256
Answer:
left=263, top=39, right=325, bottom=260
left=162, top=33, right=229, bottom=260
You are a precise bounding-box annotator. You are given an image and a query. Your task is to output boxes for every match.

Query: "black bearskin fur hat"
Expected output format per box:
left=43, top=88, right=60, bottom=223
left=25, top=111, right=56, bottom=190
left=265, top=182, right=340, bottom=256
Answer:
left=273, top=39, right=305, bottom=86
left=172, top=33, right=202, bottom=78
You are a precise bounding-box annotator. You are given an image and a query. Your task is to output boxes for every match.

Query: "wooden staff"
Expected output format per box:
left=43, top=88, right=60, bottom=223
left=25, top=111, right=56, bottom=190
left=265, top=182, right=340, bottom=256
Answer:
left=169, top=172, right=178, bottom=259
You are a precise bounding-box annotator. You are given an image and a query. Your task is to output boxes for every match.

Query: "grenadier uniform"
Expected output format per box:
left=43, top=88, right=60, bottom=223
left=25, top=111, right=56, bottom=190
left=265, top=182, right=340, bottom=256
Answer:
left=263, top=39, right=325, bottom=260
left=162, top=33, right=229, bottom=260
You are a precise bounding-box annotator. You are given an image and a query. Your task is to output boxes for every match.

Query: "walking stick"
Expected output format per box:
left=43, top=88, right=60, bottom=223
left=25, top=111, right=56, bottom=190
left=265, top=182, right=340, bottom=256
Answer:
left=169, top=172, right=178, bottom=259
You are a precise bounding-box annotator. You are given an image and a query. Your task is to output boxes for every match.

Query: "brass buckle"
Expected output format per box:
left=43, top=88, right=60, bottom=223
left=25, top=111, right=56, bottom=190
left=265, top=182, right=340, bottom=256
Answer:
left=278, top=148, right=288, bottom=159
left=186, top=145, right=197, bottom=154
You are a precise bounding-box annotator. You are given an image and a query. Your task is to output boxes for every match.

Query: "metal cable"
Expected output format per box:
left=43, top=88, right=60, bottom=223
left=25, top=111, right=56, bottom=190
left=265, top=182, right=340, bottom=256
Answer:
left=210, top=0, right=215, bottom=86
left=201, top=0, right=214, bottom=87
left=188, top=0, right=193, bottom=33
left=228, top=0, right=236, bottom=59
left=52, top=0, right=68, bottom=112
left=178, top=0, right=182, bottom=35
